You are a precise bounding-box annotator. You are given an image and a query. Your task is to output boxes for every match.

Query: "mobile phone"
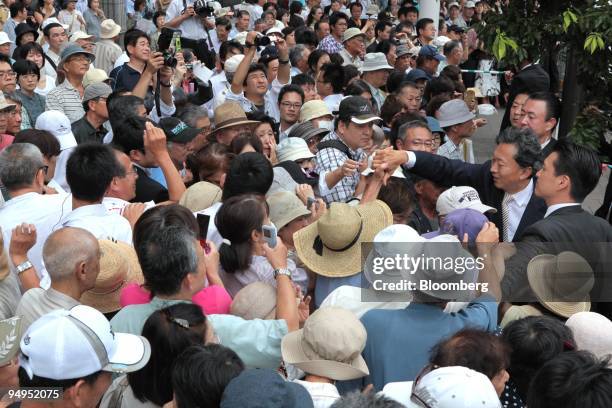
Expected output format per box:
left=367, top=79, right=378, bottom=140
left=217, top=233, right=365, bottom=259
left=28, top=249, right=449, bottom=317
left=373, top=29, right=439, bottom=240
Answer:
left=197, top=214, right=211, bottom=253
left=307, top=197, right=316, bottom=210
left=262, top=224, right=278, bottom=248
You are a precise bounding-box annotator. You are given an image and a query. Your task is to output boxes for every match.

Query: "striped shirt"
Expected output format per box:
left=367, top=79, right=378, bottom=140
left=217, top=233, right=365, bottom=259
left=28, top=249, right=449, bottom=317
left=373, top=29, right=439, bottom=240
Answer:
left=45, top=80, right=85, bottom=123
left=94, top=39, right=123, bottom=74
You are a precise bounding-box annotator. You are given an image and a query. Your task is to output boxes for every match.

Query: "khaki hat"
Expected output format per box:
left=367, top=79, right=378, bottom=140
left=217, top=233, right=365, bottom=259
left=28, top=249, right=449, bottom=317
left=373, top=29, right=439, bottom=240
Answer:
left=83, top=68, right=110, bottom=88
left=80, top=240, right=144, bottom=314
left=527, top=251, right=593, bottom=318
left=267, top=191, right=311, bottom=231
left=281, top=307, right=369, bottom=380
left=230, top=282, right=277, bottom=320
left=179, top=181, right=222, bottom=212
left=100, top=19, right=121, bottom=39
left=212, top=102, right=259, bottom=134
left=69, top=31, right=94, bottom=43
left=300, top=100, right=332, bottom=123
left=342, top=27, right=365, bottom=43
left=0, top=317, right=22, bottom=366
left=294, top=200, right=392, bottom=277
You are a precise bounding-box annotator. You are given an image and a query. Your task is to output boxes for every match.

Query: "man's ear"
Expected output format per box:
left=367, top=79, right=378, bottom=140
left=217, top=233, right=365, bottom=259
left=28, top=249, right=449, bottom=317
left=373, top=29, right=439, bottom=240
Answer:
left=546, top=117, right=557, bottom=133
left=128, top=149, right=143, bottom=163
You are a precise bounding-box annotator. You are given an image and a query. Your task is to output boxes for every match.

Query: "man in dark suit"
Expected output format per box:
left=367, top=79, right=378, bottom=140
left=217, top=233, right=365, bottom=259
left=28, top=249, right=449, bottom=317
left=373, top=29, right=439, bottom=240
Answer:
left=519, top=92, right=561, bottom=157
left=500, top=61, right=550, bottom=131
left=501, top=141, right=612, bottom=316
left=373, top=127, right=547, bottom=241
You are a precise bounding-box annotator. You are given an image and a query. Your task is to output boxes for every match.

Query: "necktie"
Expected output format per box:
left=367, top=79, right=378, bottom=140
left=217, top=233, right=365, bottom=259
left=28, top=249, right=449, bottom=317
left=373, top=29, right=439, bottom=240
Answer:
left=502, top=194, right=513, bottom=242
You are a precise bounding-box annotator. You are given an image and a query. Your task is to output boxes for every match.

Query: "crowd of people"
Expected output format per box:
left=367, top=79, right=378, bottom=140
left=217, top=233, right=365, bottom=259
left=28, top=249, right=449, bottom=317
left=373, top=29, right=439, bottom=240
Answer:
left=0, top=0, right=611, bottom=407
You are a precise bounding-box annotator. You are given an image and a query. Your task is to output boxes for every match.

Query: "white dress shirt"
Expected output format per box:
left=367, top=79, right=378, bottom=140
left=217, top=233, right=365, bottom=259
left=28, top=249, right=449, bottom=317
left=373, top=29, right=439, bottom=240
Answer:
left=502, top=178, right=534, bottom=241
left=102, top=196, right=155, bottom=216
left=165, top=0, right=210, bottom=40
left=544, top=202, right=581, bottom=218
left=292, top=380, right=340, bottom=408
left=61, top=203, right=133, bottom=244
left=0, top=192, right=73, bottom=288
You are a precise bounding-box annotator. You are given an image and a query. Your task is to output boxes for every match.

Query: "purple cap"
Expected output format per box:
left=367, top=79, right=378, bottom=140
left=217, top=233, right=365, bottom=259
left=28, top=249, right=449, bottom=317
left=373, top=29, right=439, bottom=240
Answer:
left=425, top=208, right=488, bottom=243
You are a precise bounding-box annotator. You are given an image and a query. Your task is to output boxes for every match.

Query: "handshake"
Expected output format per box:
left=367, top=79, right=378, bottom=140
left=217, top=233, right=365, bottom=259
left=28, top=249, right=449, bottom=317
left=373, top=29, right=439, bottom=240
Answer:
left=370, top=148, right=411, bottom=183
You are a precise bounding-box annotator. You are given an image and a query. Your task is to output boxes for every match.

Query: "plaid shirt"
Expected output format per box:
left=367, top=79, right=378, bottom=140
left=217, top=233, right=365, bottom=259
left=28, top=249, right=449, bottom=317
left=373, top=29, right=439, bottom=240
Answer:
left=318, top=35, right=344, bottom=54
left=437, top=138, right=475, bottom=163
left=315, top=132, right=366, bottom=204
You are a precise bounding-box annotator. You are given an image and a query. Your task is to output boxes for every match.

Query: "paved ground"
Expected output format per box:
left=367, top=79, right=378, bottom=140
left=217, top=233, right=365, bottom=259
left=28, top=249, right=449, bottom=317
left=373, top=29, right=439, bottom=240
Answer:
left=471, top=108, right=608, bottom=214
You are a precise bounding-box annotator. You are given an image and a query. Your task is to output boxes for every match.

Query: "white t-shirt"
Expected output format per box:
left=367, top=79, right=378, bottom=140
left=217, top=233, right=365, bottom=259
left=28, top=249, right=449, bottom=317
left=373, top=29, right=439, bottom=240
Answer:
left=61, top=203, right=133, bottom=244
left=102, top=196, right=155, bottom=216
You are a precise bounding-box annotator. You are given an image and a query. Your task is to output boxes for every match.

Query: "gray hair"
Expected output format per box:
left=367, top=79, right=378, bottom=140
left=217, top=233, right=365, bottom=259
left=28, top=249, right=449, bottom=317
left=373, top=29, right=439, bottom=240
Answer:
left=289, top=44, right=308, bottom=67
left=0, top=143, right=45, bottom=191
left=43, top=227, right=99, bottom=281
left=177, top=104, right=208, bottom=128
left=330, top=392, right=405, bottom=408
left=443, top=40, right=462, bottom=57
left=495, top=127, right=543, bottom=176
left=397, top=120, right=432, bottom=143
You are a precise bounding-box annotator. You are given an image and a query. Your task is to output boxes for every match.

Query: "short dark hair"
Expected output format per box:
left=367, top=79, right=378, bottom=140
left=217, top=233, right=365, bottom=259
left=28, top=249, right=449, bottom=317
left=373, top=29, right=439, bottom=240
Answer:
left=136, top=225, right=199, bottom=296
left=42, top=22, right=63, bottom=37
left=527, top=351, right=612, bottom=408
left=13, top=129, right=60, bottom=157
left=9, top=1, right=25, bottom=18
left=406, top=6, right=418, bottom=14
left=129, top=303, right=208, bottom=406
left=278, top=83, right=305, bottom=105
left=17, top=42, right=45, bottom=66
left=307, top=49, right=329, bottom=73
left=443, top=40, right=462, bottom=56
left=377, top=177, right=415, bottom=217
left=430, top=328, right=510, bottom=380
left=66, top=143, right=124, bottom=201
left=13, top=59, right=40, bottom=80
left=291, top=73, right=315, bottom=87
left=108, top=94, right=146, bottom=137
left=124, top=29, right=149, bottom=57
left=331, top=391, right=405, bottom=408
left=216, top=194, right=268, bottom=273
left=243, top=63, right=267, bottom=86
left=329, top=11, right=347, bottom=27
left=375, top=21, right=393, bottom=37
left=0, top=54, right=12, bottom=66
left=424, top=76, right=455, bottom=102
left=349, top=2, right=362, bottom=11
left=219, top=40, right=244, bottom=62
left=416, top=17, right=434, bottom=36
left=112, top=114, right=147, bottom=154
left=550, top=140, right=601, bottom=202
left=222, top=152, right=273, bottom=200
left=186, top=142, right=234, bottom=183
left=172, top=344, right=245, bottom=408
left=389, top=112, right=426, bottom=149
left=152, top=11, right=165, bottom=27
left=294, top=27, right=318, bottom=47
left=18, top=367, right=105, bottom=393
left=397, top=6, right=411, bottom=19
left=527, top=91, right=561, bottom=122
left=229, top=132, right=263, bottom=155
left=215, top=16, right=232, bottom=30
left=132, top=204, right=199, bottom=250
left=502, top=316, right=576, bottom=401
left=320, top=62, right=345, bottom=93
left=344, top=79, right=370, bottom=97
left=495, top=127, right=543, bottom=177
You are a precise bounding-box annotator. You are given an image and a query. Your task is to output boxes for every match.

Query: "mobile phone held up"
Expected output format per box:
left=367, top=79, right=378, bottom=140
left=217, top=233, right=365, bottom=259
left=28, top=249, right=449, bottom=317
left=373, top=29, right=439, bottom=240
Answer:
left=262, top=224, right=278, bottom=248
left=197, top=213, right=211, bottom=254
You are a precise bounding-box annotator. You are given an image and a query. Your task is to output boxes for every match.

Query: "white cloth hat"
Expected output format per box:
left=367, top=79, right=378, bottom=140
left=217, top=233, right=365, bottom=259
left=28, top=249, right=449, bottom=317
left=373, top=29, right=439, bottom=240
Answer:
left=0, top=32, right=13, bottom=45
left=276, top=137, right=315, bottom=163
left=360, top=53, right=393, bottom=73
left=438, top=99, right=476, bottom=128
left=436, top=186, right=497, bottom=216
left=566, top=312, right=612, bottom=367
left=70, top=31, right=94, bottom=42
left=224, top=54, right=245, bottom=74
left=465, top=1, right=476, bottom=7
left=41, top=17, right=69, bottom=31
left=100, top=19, right=121, bottom=39
left=406, top=366, right=502, bottom=408
left=19, top=305, right=150, bottom=380
left=300, top=100, right=332, bottom=123
left=35, top=110, right=77, bottom=151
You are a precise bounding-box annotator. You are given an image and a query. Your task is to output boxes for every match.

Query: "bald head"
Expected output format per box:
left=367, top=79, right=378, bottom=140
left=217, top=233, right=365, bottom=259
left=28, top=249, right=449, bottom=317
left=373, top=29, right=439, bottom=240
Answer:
left=43, top=227, right=100, bottom=282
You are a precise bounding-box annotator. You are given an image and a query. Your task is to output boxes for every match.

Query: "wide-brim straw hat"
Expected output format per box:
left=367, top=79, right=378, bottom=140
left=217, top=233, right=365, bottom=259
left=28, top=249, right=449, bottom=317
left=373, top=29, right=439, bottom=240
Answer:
left=80, top=240, right=144, bottom=314
left=294, top=200, right=392, bottom=278
left=212, top=102, right=259, bottom=134
left=281, top=307, right=369, bottom=381
left=527, top=251, right=593, bottom=318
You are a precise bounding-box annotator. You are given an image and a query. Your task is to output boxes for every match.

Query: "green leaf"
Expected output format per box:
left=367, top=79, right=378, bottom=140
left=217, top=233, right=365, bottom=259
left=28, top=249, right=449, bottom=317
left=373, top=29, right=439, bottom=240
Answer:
left=499, top=41, right=507, bottom=60
left=596, top=36, right=605, bottom=50
left=505, top=37, right=519, bottom=51
left=584, top=36, right=593, bottom=51
left=563, top=14, right=571, bottom=32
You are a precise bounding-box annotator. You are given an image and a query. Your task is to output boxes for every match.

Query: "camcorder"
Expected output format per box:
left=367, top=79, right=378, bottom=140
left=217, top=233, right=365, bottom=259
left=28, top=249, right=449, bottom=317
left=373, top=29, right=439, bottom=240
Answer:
left=254, top=35, right=272, bottom=47
left=193, top=0, right=216, bottom=17
left=157, top=27, right=182, bottom=68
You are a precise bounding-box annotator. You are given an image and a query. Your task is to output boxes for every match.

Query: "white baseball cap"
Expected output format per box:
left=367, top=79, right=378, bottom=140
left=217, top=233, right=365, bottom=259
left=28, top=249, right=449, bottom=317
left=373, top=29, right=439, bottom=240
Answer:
left=224, top=54, right=245, bottom=74
left=406, top=366, right=502, bottom=408
left=0, top=32, right=13, bottom=45
left=35, top=110, right=77, bottom=151
left=436, top=186, right=497, bottom=216
left=41, top=17, right=69, bottom=31
left=276, top=137, right=315, bottom=163
left=19, top=305, right=151, bottom=380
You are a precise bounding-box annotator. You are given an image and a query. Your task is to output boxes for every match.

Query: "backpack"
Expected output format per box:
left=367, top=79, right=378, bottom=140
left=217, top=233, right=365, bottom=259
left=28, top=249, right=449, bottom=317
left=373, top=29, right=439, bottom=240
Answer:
left=316, top=139, right=354, bottom=161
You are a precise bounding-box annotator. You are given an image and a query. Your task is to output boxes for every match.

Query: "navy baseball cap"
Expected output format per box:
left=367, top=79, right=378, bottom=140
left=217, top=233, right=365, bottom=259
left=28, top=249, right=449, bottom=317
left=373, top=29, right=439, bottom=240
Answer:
left=159, top=117, right=200, bottom=144
left=419, top=45, right=445, bottom=62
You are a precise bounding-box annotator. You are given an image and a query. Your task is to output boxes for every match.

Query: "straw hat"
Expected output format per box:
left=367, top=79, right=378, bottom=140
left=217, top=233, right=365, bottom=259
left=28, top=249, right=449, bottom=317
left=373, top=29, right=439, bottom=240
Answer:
left=527, top=251, right=593, bottom=318
left=179, top=181, right=222, bottom=212
left=294, top=200, right=392, bottom=277
left=82, top=68, right=109, bottom=88
left=100, top=19, right=121, bottom=39
left=281, top=307, right=369, bottom=380
left=230, top=282, right=277, bottom=320
left=80, top=240, right=144, bottom=314
left=211, top=102, right=259, bottom=134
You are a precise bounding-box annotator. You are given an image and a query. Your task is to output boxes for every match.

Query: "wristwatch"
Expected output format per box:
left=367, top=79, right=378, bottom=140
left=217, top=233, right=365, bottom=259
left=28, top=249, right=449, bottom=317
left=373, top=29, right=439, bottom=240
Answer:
left=15, top=260, right=33, bottom=275
left=273, top=268, right=292, bottom=279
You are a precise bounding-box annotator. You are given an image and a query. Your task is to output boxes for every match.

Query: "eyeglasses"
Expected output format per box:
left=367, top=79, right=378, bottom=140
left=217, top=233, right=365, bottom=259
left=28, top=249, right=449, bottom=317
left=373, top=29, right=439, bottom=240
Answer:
left=410, top=364, right=438, bottom=408
left=280, top=101, right=302, bottom=110
left=0, top=70, right=16, bottom=78
left=39, top=165, right=49, bottom=175
left=409, top=140, right=433, bottom=147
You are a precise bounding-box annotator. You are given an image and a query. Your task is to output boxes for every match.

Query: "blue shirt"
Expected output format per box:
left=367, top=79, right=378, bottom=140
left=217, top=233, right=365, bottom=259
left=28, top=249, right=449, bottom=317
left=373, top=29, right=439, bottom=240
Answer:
left=314, top=273, right=363, bottom=308
left=347, top=295, right=497, bottom=391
